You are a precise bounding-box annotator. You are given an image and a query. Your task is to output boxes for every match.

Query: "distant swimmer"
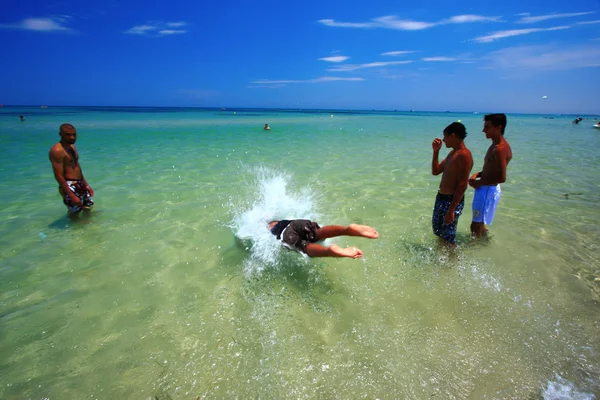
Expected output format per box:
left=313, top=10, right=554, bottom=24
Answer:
left=48, top=123, right=94, bottom=217
left=268, top=219, right=379, bottom=258
left=431, top=122, right=473, bottom=247
left=469, top=114, right=512, bottom=238
left=19, top=115, right=26, bottom=121
left=264, top=123, right=271, bottom=131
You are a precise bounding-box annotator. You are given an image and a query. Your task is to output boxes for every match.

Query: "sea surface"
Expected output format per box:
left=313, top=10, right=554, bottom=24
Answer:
left=0, top=106, right=599, bottom=399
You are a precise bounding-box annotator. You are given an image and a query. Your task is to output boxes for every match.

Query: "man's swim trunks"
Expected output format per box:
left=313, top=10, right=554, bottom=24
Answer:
left=472, top=185, right=501, bottom=225
left=61, top=180, right=94, bottom=214
left=431, top=192, right=464, bottom=244
left=270, top=219, right=321, bottom=253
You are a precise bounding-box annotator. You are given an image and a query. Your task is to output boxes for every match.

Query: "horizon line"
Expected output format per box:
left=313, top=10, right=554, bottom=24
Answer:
left=0, top=104, right=597, bottom=116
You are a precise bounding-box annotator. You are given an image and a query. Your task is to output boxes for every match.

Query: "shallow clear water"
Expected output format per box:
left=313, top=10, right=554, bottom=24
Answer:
left=0, top=107, right=598, bottom=399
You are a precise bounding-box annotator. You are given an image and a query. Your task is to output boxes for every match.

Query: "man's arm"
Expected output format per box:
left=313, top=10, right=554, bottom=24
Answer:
left=49, top=148, right=81, bottom=205
left=74, top=147, right=94, bottom=197
left=445, top=153, right=471, bottom=223
left=468, top=171, right=481, bottom=188
left=431, top=138, right=445, bottom=175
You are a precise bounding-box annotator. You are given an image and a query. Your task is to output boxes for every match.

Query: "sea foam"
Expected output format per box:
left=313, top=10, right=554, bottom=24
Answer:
left=229, top=166, right=320, bottom=275
left=542, top=375, right=595, bottom=400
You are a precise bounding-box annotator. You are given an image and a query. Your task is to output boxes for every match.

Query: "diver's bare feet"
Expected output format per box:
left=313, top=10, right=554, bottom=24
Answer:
left=348, top=224, right=379, bottom=239
left=330, top=244, right=363, bottom=258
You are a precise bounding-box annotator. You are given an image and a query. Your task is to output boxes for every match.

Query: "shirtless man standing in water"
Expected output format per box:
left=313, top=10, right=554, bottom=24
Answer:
left=431, top=122, right=473, bottom=247
left=49, top=124, right=94, bottom=216
left=469, top=114, right=512, bottom=237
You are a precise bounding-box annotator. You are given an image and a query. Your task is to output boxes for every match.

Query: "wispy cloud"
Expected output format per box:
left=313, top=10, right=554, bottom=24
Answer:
left=485, top=44, right=600, bottom=71
left=125, top=25, right=155, bottom=34
left=166, top=21, right=187, bottom=28
left=125, top=21, right=188, bottom=36
left=318, top=56, right=349, bottom=63
left=381, top=50, right=415, bottom=56
left=251, top=76, right=365, bottom=85
left=327, top=61, right=413, bottom=72
left=318, top=19, right=376, bottom=28
left=422, top=57, right=457, bottom=62
left=247, top=84, right=287, bottom=89
left=577, top=19, right=600, bottom=25
left=158, top=30, right=186, bottom=35
left=442, top=15, right=501, bottom=24
left=370, top=16, right=435, bottom=30
left=516, top=11, right=595, bottom=23
left=318, top=14, right=500, bottom=31
left=0, top=17, right=72, bottom=32
left=473, top=26, right=570, bottom=43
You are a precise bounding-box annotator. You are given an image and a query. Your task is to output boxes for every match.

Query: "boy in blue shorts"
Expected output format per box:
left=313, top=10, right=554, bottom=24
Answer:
left=469, top=114, right=513, bottom=237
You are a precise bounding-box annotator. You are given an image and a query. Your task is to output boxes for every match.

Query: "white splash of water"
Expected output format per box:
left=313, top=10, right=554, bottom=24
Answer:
left=229, top=166, right=320, bottom=275
left=542, top=375, right=595, bottom=400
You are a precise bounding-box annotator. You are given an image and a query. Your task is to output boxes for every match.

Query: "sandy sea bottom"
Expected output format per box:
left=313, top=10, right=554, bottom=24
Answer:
left=0, top=108, right=599, bottom=399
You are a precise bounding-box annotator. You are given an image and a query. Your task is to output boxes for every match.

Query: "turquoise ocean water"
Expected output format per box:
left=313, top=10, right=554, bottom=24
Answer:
left=1, top=106, right=599, bottom=399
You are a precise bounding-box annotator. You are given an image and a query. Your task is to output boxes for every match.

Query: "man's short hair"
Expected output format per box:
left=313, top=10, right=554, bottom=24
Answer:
left=484, top=113, right=507, bottom=134
left=59, top=123, right=75, bottom=133
left=443, top=122, right=467, bottom=139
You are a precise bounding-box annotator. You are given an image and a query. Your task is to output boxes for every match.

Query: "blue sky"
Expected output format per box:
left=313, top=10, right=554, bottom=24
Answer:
left=1, top=0, right=599, bottom=113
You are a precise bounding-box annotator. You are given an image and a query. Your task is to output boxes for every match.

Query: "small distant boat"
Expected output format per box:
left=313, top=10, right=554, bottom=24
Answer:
left=40, top=105, right=48, bottom=108
left=593, top=123, right=600, bottom=129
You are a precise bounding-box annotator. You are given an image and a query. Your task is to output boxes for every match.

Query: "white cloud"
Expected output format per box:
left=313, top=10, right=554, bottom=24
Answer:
left=251, top=77, right=364, bottom=85
left=517, top=11, right=595, bottom=23
left=373, top=16, right=435, bottom=30
left=485, top=44, right=600, bottom=70
left=247, top=84, right=287, bottom=89
left=318, top=56, right=350, bottom=62
left=125, top=21, right=188, bottom=36
left=125, top=25, right=156, bottom=35
left=442, top=14, right=501, bottom=24
left=166, top=21, right=187, bottom=27
left=0, top=17, right=72, bottom=32
left=422, top=57, right=457, bottom=62
left=158, top=30, right=186, bottom=35
left=318, top=19, right=376, bottom=28
left=327, top=61, right=413, bottom=72
left=381, top=50, right=415, bottom=56
left=577, top=20, right=600, bottom=25
left=473, top=26, right=570, bottom=43
left=318, top=14, right=500, bottom=31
